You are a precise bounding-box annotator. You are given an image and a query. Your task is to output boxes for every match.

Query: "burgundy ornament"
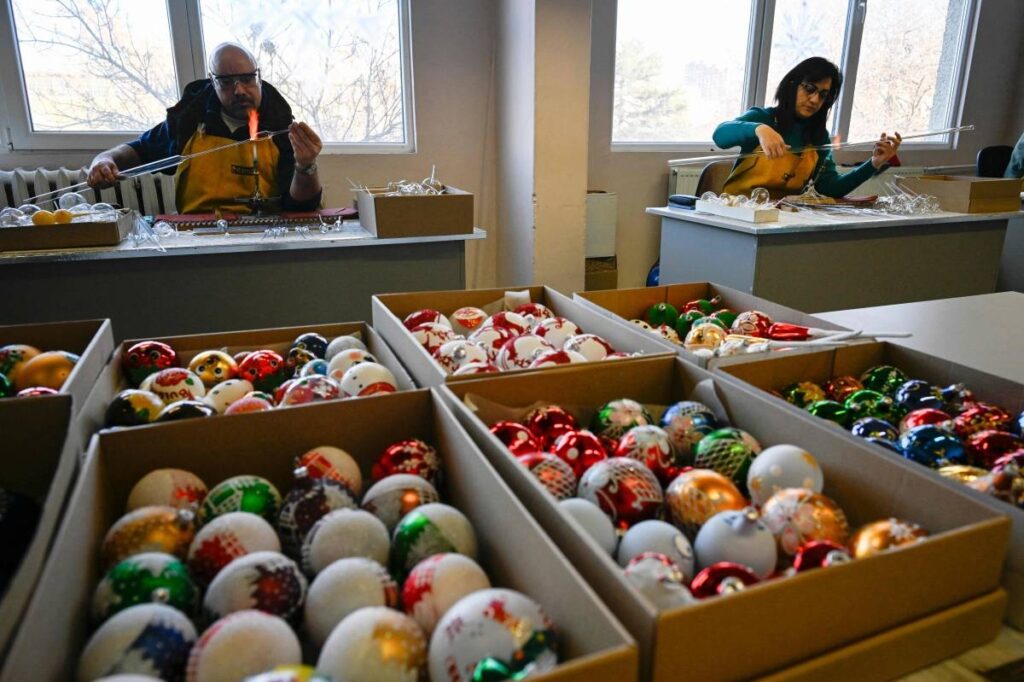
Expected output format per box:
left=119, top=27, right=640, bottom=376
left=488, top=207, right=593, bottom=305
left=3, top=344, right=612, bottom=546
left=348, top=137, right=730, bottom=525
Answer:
left=953, top=404, right=1013, bottom=439
left=824, top=376, right=863, bottom=402
left=371, top=439, right=442, bottom=486
left=792, top=540, right=852, bottom=572
left=967, top=430, right=1024, bottom=469
left=689, top=562, right=760, bottom=598
left=522, top=405, right=577, bottom=450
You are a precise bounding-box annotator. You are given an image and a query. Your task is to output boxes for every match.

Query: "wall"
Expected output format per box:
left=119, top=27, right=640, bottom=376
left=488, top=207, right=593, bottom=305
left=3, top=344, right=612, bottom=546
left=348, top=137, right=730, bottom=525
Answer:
left=588, top=0, right=1024, bottom=288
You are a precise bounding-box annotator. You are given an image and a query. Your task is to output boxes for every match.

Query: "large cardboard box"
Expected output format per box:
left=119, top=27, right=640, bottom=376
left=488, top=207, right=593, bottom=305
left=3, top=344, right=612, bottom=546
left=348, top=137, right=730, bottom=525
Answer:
left=714, top=341, right=1024, bottom=629
left=74, top=322, right=415, bottom=453
left=0, top=210, right=133, bottom=252
left=372, top=285, right=672, bottom=387
left=574, top=282, right=849, bottom=368
left=443, top=356, right=1009, bottom=681
left=1, top=390, right=637, bottom=681
left=896, top=175, right=1020, bottom=213
left=355, top=185, right=474, bottom=238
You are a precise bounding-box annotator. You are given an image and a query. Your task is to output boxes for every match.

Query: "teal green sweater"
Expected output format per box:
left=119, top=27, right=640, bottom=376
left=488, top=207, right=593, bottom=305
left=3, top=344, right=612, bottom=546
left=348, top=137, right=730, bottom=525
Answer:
left=713, top=107, right=879, bottom=198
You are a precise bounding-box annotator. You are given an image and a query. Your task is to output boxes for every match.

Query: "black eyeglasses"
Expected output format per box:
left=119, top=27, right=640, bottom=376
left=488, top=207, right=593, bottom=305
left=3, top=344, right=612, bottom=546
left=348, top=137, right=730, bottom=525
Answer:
left=210, top=70, right=260, bottom=88
left=799, top=81, right=832, bottom=102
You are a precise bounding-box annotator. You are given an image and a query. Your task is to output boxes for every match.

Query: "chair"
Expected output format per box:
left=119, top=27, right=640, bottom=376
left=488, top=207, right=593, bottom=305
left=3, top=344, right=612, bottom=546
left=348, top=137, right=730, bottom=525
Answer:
left=976, top=145, right=1013, bottom=178
left=695, top=159, right=735, bottom=196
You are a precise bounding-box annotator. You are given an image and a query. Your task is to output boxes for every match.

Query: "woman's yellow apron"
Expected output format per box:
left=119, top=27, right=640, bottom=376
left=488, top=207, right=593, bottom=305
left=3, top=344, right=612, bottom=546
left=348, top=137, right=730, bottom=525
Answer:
left=174, top=123, right=281, bottom=214
left=722, top=145, right=819, bottom=200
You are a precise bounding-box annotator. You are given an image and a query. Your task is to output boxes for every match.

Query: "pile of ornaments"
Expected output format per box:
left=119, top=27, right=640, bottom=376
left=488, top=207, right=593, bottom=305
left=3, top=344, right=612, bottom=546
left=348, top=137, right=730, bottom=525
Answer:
left=0, top=486, right=41, bottom=597
left=776, top=365, right=1024, bottom=508
left=401, top=302, right=633, bottom=376
left=105, top=332, right=399, bottom=427
left=490, top=397, right=929, bottom=607
left=0, top=342, right=80, bottom=397
left=78, top=440, right=559, bottom=681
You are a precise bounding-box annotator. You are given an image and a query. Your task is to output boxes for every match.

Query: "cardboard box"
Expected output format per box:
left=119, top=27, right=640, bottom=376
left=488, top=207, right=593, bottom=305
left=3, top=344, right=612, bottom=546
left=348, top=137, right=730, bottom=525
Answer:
left=574, top=281, right=850, bottom=369
left=74, top=322, right=416, bottom=454
left=371, top=285, right=673, bottom=387
left=896, top=175, right=1020, bottom=213
left=442, top=356, right=1009, bottom=681
left=585, top=257, right=618, bottom=291
left=1, top=390, right=637, bottom=681
left=714, top=341, right=1024, bottom=629
left=585, top=191, right=617, bottom=258
left=0, top=210, right=134, bottom=252
left=355, top=185, right=474, bottom=238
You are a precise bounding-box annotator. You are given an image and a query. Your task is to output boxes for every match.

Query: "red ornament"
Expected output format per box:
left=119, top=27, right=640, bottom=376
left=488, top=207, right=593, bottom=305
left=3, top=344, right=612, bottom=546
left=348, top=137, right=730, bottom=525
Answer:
left=522, top=405, right=577, bottom=450
left=484, top=311, right=530, bottom=336
left=792, top=540, right=851, bottom=572
left=899, top=408, right=952, bottom=433
left=403, top=309, right=449, bottom=331
left=765, top=322, right=812, bottom=341
left=122, top=340, right=178, bottom=387
left=550, top=429, right=608, bottom=478
left=615, top=425, right=686, bottom=487
left=689, top=562, right=760, bottom=598
left=489, top=421, right=542, bottom=456
left=273, top=378, right=298, bottom=405
left=514, top=303, right=554, bottom=324
left=237, top=350, right=288, bottom=393
left=516, top=453, right=577, bottom=500
left=730, top=311, right=773, bottom=337
left=372, top=439, right=442, bottom=486
left=16, top=386, right=58, bottom=397
left=953, top=403, right=1012, bottom=439
left=577, top=457, right=663, bottom=531
left=967, top=430, right=1024, bottom=469
left=824, top=376, right=864, bottom=402
left=410, top=323, right=459, bottom=356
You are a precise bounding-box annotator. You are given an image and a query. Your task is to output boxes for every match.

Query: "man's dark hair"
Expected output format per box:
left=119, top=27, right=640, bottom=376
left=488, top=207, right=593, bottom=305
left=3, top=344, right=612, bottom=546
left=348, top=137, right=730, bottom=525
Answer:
left=773, top=57, right=843, bottom=145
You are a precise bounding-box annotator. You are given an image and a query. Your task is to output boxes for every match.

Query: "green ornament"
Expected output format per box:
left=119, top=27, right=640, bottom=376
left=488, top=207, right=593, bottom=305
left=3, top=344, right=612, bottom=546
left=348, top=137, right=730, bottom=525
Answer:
left=693, top=427, right=762, bottom=494
left=806, top=400, right=851, bottom=428
left=859, top=365, right=910, bottom=396
left=844, top=389, right=898, bottom=422
left=473, top=629, right=559, bottom=681
left=591, top=398, right=655, bottom=440
left=91, top=552, right=198, bottom=623
left=675, top=310, right=707, bottom=337
left=199, top=475, right=282, bottom=525
left=390, top=510, right=456, bottom=580
left=709, top=309, right=738, bottom=328
left=0, top=373, right=12, bottom=398
left=781, top=381, right=827, bottom=408
left=646, top=302, right=679, bottom=328
left=700, top=317, right=728, bottom=331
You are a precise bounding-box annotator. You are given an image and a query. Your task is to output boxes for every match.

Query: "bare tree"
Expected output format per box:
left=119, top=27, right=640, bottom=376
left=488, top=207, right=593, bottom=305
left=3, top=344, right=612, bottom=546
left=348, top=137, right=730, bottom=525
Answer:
left=613, top=39, right=688, bottom=141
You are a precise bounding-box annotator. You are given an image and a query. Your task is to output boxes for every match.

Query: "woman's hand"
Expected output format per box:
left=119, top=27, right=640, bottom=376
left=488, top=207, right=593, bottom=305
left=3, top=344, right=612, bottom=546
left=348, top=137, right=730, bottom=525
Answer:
left=755, top=124, right=789, bottom=159
left=871, top=131, right=902, bottom=169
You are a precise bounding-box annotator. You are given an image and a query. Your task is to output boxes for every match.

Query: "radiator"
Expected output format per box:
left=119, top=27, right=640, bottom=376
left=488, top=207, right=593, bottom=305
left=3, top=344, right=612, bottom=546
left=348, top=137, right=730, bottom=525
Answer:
left=0, top=167, right=177, bottom=215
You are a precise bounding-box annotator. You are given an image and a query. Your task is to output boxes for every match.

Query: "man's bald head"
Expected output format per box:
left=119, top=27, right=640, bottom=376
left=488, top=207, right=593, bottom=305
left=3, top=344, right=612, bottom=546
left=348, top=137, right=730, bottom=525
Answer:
left=208, top=42, right=258, bottom=74
left=208, top=42, right=262, bottom=119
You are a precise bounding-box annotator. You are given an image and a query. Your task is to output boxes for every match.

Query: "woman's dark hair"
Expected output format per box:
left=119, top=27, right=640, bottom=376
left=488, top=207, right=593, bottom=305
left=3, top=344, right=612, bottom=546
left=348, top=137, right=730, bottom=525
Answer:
left=773, top=57, right=843, bottom=145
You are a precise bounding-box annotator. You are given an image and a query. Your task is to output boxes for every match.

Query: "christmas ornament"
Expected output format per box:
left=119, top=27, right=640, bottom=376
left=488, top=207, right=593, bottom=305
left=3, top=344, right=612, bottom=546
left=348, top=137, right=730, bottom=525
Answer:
left=953, top=403, right=1013, bottom=438
left=102, top=507, right=196, bottom=569
left=806, top=400, right=851, bottom=428
left=746, top=444, right=823, bottom=506
left=371, top=439, right=442, bottom=487
left=792, top=540, right=851, bottom=572
left=616, top=425, right=687, bottom=487
left=689, top=562, right=759, bottom=598
left=898, top=425, right=968, bottom=468
left=468, top=326, right=515, bottom=363
left=683, top=323, right=727, bottom=351
left=898, top=408, right=952, bottom=434
left=302, top=508, right=391, bottom=576
left=404, top=309, right=451, bottom=331
left=490, top=421, right=541, bottom=457
left=483, top=311, right=530, bottom=336
left=850, top=417, right=899, bottom=441
left=204, top=551, right=307, bottom=621
left=968, top=463, right=1024, bottom=508
left=106, top=389, right=165, bottom=427
left=675, top=310, right=708, bottom=337
left=202, top=379, right=254, bottom=414
left=452, top=362, right=501, bottom=376
left=77, top=604, right=196, bottom=682
left=533, top=317, right=582, bottom=349
left=563, top=333, right=614, bottom=361
left=591, top=398, right=654, bottom=441
left=156, top=400, right=216, bottom=422
left=781, top=381, right=827, bottom=408
left=296, top=445, right=363, bottom=495
left=277, top=468, right=358, bottom=557
left=517, top=453, right=577, bottom=500
left=646, top=302, right=679, bottom=328
left=92, top=553, right=199, bottom=623
left=304, top=557, right=398, bottom=647
left=655, top=325, right=681, bottom=344
left=515, top=302, right=554, bottom=324
left=278, top=375, right=341, bottom=406
left=710, top=309, right=738, bottom=328
left=199, top=476, right=282, bottom=526
left=844, top=389, right=898, bottom=422
left=16, top=386, right=58, bottom=398
left=188, top=512, right=281, bottom=587
left=694, top=507, right=776, bottom=578
left=428, top=589, right=557, bottom=682
left=147, top=368, right=205, bottom=405
left=549, top=429, right=607, bottom=478
left=187, top=351, right=238, bottom=388
left=497, top=334, right=554, bottom=370
left=659, top=401, right=719, bottom=456
left=693, top=428, right=761, bottom=494
left=326, top=348, right=378, bottom=382
left=0, top=343, right=40, bottom=383
left=529, top=349, right=587, bottom=368
left=340, top=362, right=398, bottom=398
left=848, top=519, right=928, bottom=558
left=0, top=372, right=11, bottom=397
left=860, top=365, right=910, bottom=395
left=361, top=474, right=441, bottom=532
left=326, top=335, right=367, bottom=361
left=238, top=350, right=289, bottom=393
left=558, top=498, right=618, bottom=556
left=224, top=396, right=274, bottom=415
left=731, top=311, right=772, bottom=337
left=824, top=376, right=863, bottom=402
left=665, top=469, right=745, bottom=538
left=616, top=520, right=695, bottom=579
left=186, top=610, right=301, bottom=682
left=434, top=339, right=489, bottom=374
left=127, top=469, right=207, bottom=511
left=894, top=379, right=943, bottom=413
left=391, top=503, right=477, bottom=580
left=450, top=307, right=489, bottom=337
left=12, top=350, right=76, bottom=390
left=273, top=379, right=298, bottom=405
left=761, top=489, right=849, bottom=559
left=684, top=295, right=722, bottom=315
left=403, top=553, right=492, bottom=635
left=522, top=404, right=577, bottom=449
left=122, top=341, right=177, bottom=387
left=578, top=457, right=663, bottom=532
left=291, top=332, right=329, bottom=359
left=286, top=346, right=318, bottom=374
left=937, top=465, right=989, bottom=485
left=967, top=430, right=1024, bottom=469
left=866, top=437, right=901, bottom=453
left=243, top=665, right=325, bottom=682
left=318, top=607, right=427, bottom=682
left=623, top=552, right=694, bottom=610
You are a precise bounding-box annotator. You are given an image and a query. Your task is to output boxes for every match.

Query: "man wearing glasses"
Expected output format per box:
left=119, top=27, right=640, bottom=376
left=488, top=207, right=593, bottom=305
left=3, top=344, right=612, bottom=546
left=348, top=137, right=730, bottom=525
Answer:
left=87, top=42, right=322, bottom=215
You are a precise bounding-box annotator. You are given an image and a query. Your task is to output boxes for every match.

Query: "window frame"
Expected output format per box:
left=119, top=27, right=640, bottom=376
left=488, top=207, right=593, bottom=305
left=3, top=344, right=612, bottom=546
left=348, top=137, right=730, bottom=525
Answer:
left=609, top=0, right=978, bottom=152
left=0, top=0, right=416, bottom=154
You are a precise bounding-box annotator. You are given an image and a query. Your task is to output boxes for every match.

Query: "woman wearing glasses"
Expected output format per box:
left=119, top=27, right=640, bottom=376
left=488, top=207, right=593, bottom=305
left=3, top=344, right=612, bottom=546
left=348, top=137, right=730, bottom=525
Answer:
left=713, top=56, right=901, bottom=200
left=87, top=42, right=322, bottom=215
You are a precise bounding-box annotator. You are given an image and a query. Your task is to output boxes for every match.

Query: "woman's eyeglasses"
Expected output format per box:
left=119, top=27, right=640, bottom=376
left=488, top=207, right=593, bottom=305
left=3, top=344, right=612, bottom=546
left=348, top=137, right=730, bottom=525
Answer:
left=211, top=70, right=260, bottom=88
left=799, top=81, right=832, bottom=102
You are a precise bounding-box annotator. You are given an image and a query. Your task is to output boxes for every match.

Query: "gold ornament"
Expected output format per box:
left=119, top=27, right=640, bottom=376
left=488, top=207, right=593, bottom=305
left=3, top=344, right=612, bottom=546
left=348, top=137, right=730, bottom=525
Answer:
left=760, top=488, right=849, bottom=557
left=187, top=350, right=239, bottom=388
left=684, top=323, right=729, bottom=351
left=15, top=350, right=77, bottom=391
left=665, top=469, right=746, bottom=538
left=937, top=465, right=989, bottom=485
left=101, top=506, right=196, bottom=569
left=849, top=518, right=928, bottom=558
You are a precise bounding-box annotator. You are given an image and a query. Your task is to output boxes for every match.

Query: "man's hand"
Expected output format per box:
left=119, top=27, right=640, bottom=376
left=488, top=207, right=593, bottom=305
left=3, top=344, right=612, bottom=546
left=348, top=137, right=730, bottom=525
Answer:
left=87, top=155, right=120, bottom=189
left=871, top=131, right=902, bottom=169
left=289, top=121, right=322, bottom=168
left=755, top=124, right=790, bottom=159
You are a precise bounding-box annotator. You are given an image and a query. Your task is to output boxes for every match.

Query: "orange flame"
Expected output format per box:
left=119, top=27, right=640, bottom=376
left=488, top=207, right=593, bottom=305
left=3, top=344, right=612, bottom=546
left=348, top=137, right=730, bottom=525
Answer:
left=248, top=109, right=259, bottom=141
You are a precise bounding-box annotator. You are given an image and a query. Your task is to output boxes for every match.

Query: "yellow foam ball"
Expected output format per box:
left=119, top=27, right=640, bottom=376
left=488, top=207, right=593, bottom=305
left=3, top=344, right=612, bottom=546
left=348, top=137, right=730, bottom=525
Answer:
left=32, top=210, right=56, bottom=226
left=53, top=209, right=74, bottom=224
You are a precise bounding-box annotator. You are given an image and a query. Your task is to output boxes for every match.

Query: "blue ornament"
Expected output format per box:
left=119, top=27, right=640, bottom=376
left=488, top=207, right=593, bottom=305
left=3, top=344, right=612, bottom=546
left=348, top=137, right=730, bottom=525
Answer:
left=659, top=401, right=719, bottom=456
left=939, top=383, right=974, bottom=412
left=1014, top=411, right=1024, bottom=437
left=850, top=417, right=899, bottom=441
left=291, top=332, right=329, bottom=359
left=299, top=358, right=329, bottom=377
left=898, top=425, right=968, bottom=468
left=894, top=380, right=940, bottom=413
left=865, top=437, right=901, bottom=453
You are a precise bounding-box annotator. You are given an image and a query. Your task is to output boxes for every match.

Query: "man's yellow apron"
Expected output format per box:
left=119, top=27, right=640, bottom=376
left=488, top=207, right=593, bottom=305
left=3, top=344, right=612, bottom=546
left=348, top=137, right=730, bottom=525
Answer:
left=722, top=145, right=819, bottom=200
left=174, top=123, right=281, bottom=214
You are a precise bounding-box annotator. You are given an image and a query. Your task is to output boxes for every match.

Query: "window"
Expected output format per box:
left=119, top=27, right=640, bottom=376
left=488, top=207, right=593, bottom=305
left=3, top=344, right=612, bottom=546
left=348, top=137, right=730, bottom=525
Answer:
left=612, top=0, right=977, bottom=149
left=0, top=0, right=414, bottom=152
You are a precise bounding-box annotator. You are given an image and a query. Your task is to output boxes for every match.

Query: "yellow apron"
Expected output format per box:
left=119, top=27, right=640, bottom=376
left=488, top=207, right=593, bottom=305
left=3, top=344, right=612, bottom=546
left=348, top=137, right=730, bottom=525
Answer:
left=174, top=123, right=281, bottom=214
left=722, top=145, right=819, bottom=200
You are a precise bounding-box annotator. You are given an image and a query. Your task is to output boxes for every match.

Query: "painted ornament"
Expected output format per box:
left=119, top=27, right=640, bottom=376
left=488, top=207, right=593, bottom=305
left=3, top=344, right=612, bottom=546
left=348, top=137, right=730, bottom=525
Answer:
left=148, top=368, right=205, bottom=405
left=615, top=424, right=687, bottom=486
left=549, top=429, right=608, bottom=478
left=390, top=503, right=477, bottom=580
left=198, top=476, right=282, bottom=526
left=302, top=509, right=391, bottom=576
left=591, top=398, right=654, bottom=441
left=563, top=333, right=614, bottom=361
left=533, top=317, right=582, bottom=349
left=403, top=553, right=492, bottom=635
left=187, top=512, right=282, bottom=587
left=296, top=445, right=363, bottom=495
left=187, top=351, right=238, bottom=388
left=185, top=610, right=301, bottom=682
left=450, top=306, right=489, bottom=337
left=202, top=379, right=255, bottom=414
left=101, top=506, right=196, bottom=570
left=304, top=557, right=399, bottom=647
left=361, top=474, right=441, bottom=532
left=237, top=350, right=289, bottom=393
left=92, top=552, right=199, bottom=623
left=203, top=550, right=307, bottom=621
left=624, top=552, right=694, bottom=610
left=339, top=361, right=398, bottom=398
left=276, top=467, right=358, bottom=558
left=105, top=389, right=165, bottom=427
left=122, top=341, right=177, bottom=387
left=665, top=469, right=746, bottom=539
left=326, top=335, right=367, bottom=360
left=127, top=469, right=207, bottom=512
left=517, top=452, right=578, bottom=500
left=77, top=604, right=196, bottom=682
left=616, top=520, right=695, bottom=580
left=694, top=507, right=777, bottom=578
left=746, top=444, right=824, bottom=506
left=760, top=488, right=850, bottom=559
left=577, top=457, right=663, bottom=532
left=434, top=339, right=489, bottom=374
left=848, top=518, right=928, bottom=558
left=317, top=607, right=427, bottom=682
